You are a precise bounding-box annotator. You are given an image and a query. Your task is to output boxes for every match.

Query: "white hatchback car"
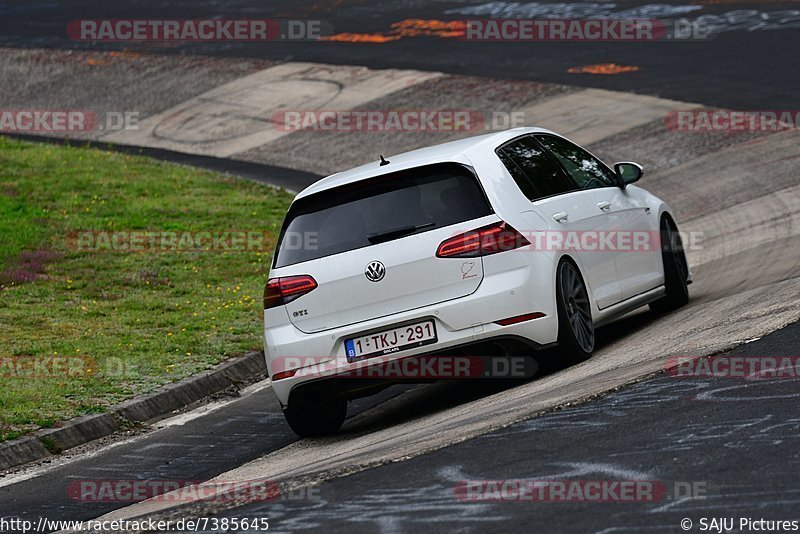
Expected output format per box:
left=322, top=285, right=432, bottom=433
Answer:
left=264, top=127, right=691, bottom=436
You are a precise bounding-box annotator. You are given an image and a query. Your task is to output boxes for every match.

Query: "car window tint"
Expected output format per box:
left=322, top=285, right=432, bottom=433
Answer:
left=496, top=149, right=540, bottom=200
left=274, top=163, right=492, bottom=268
left=499, top=136, right=574, bottom=200
left=535, top=134, right=617, bottom=189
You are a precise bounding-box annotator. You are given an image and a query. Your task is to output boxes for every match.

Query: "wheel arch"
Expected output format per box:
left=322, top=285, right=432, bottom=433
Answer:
left=659, top=209, right=679, bottom=230
left=553, top=253, right=599, bottom=320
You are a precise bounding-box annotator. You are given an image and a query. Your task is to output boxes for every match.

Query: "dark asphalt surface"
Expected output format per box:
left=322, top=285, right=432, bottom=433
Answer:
left=2, top=320, right=798, bottom=532
left=218, top=320, right=800, bottom=533
left=3, top=134, right=321, bottom=192
left=1, top=0, right=798, bottom=108
left=0, top=384, right=418, bottom=524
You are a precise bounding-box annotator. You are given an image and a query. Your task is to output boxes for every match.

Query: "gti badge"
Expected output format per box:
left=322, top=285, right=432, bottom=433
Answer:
left=365, top=260, right=386, bottom=282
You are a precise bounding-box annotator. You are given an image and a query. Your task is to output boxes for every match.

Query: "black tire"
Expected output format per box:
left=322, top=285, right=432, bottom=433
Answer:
left=555, top=260, right=594, bottom=363
left=283, top=396, right=347, bottom=437
left=650, top=219, right=689, bottom=314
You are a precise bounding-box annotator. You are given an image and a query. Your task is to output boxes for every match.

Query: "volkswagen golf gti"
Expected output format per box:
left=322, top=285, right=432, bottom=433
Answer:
left=263, top=127, right=691, bottom=436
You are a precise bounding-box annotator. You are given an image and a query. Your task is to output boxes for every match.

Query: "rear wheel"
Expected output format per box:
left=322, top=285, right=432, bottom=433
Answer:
left=650, top=219, right=689, bottom=314
left=283, top=395, right=347, bottom=437
left=556, top=260, right=594, bottom=363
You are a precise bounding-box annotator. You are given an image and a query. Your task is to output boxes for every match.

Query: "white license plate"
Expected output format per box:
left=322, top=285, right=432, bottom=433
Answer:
left=345, top=320, right=437, bottom=361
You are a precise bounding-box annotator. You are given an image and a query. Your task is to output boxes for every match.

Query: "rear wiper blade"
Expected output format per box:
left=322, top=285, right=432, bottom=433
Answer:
left=367, top=222, right=434, bottom=244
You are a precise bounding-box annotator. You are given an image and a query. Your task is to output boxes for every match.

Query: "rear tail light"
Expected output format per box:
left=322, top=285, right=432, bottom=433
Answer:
left=436, top=221, right=530, bottom=258
left=263, top=275, right=317, bottom=309
left=494, top=312, right=546, bottom=326
left=272, top=369, right=298, bottom=381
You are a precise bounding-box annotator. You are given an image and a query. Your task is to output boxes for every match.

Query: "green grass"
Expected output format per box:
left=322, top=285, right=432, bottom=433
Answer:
left=0, top=137, right=294, bottom=442
left=0, top=192, right=46, bottom=272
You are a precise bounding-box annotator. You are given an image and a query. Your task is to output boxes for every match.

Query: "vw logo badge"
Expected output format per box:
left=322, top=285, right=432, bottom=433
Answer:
left=365, top=260, right=386, bottom=282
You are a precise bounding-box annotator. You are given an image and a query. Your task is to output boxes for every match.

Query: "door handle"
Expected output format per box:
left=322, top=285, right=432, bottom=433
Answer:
left=553, top=212, right=569, bottom=223
left=596, top=201, right=611, bottom=211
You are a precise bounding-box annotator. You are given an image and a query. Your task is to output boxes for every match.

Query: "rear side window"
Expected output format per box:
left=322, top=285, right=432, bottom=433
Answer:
left=273, top=163, right=492, bottom=268
left=497, top=149, right=539, bottom=200
left=497, top=136, right=574, bottom=200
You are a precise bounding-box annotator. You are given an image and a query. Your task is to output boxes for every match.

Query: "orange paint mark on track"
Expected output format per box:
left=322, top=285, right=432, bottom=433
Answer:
left=568, top=63, right=641, bottom=75
left=86, top=50, right=142, bottom=66
left=319, top=18, right=465, bottom=43
left=319, top=32, right=401, bottom=43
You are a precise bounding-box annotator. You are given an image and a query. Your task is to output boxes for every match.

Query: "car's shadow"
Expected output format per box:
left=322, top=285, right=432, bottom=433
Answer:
left=341, top=306, right=664, bottom=435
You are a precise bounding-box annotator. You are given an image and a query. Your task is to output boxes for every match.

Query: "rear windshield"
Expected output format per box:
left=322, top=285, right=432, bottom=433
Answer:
left=273, top=163, right=492, bottom=268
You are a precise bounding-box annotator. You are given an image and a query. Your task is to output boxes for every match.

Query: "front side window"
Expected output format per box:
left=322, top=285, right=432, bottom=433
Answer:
left=497, top=136, right=574, bottom=200
left=273, top=163, right=492, bottom=268
left=535, top=134, right=617, bottom=190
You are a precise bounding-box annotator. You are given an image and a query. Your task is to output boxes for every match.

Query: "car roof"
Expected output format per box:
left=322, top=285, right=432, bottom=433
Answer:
left=294, top=127, right=553, bottom=199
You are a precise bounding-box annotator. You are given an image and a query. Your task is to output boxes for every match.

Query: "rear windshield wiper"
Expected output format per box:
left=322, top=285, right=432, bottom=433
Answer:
left=367, top=222, right=435, bottom=244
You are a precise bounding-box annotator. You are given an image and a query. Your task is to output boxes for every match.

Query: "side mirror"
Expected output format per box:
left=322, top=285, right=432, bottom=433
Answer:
left=614, top=162, right=643, bottom=187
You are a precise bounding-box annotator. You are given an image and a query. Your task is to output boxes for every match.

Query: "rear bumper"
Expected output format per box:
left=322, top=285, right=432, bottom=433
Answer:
left=264, top=259, right=559, bottom=407
left=283, top=334, right=546, bottom=407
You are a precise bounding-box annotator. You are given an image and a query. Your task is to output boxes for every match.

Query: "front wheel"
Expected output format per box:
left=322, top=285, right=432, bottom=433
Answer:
left=650, top=220, right=689, bottom=314
left=556, top=260, right=594, bottom=363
